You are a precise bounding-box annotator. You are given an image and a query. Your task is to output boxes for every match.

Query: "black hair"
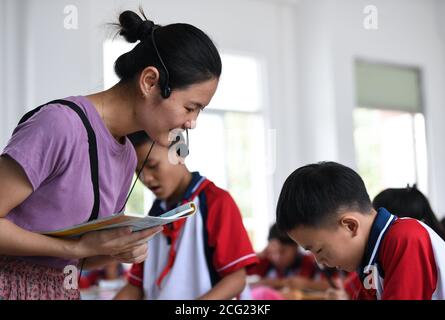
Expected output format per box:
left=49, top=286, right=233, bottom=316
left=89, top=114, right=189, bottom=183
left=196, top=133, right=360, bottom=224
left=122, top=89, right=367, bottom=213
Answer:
left=373, top=185, right=445, bottom=241
left=276, top=161, right=373, bottom=232
left=268, top=223, right=296, bottom=245
left=127, top=130, right=152, bottom=147
left=113, top=9, right=221, bottom=94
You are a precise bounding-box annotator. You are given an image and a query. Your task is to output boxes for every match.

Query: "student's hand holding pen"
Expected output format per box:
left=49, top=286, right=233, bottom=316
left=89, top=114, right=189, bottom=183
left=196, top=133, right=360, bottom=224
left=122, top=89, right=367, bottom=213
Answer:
left=73, top=226, right=163, bottom=264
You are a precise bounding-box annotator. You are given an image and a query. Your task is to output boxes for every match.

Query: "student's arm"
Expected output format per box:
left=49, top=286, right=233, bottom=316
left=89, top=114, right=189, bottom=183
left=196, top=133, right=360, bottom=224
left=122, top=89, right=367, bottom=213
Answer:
left=251, top=277, right=288, bottom=289
left=198, top=268, right=247, bottom=300
left=114, top=283, right=144, bottom=300
left=0, top=155, right=160, bottom=262
left=114, top=262, right=144, bottom=300
left=200, top=190, right=259, bottom=300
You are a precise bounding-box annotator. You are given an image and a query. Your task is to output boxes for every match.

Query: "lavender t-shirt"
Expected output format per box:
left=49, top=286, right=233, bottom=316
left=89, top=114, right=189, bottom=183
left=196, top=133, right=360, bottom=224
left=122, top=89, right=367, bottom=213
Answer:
left=1, top=96, right=137, bottom=269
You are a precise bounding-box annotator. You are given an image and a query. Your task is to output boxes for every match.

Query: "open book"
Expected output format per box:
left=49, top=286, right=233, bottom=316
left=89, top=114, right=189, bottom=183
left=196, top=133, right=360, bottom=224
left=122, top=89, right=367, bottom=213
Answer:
left=40, top=202, right=196, bottom=238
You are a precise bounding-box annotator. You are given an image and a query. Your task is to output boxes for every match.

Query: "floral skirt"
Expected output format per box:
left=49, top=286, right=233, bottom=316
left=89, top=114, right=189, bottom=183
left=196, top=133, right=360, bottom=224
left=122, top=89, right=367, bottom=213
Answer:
left=0, top=256, right=80, bottom=300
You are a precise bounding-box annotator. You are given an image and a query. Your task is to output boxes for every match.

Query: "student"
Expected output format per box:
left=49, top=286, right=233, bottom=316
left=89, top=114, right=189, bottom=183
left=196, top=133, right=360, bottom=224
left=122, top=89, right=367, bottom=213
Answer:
left=327, top=185, right=445, bottom=299
left=0, top=9, right=221, bottom=300
left=114, top=132, right=258, bottom=300
left=249, top=224, right=337, bottom=293
left=276, top=161, right=445, bottom=300
left=373, top=185, right=445, bottom=241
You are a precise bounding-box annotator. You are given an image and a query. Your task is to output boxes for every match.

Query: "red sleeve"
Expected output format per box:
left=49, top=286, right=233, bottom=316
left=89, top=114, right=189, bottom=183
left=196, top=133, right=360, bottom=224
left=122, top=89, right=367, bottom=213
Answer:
left=127, top=262, right=144, bottom=288
left=247, top=256, right=271, bottom=276
left=379, top=219, right=437, bottom=300
left=204, top=185, right=259, bottom=277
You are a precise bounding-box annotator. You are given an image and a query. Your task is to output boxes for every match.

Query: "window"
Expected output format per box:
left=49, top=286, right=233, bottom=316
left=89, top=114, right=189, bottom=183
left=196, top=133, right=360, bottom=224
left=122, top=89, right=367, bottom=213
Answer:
left=354, top=60, right=428, bottom=199
left=183, top=53, right=271, bottom=251
left=103, top=40, right=271, bottom=250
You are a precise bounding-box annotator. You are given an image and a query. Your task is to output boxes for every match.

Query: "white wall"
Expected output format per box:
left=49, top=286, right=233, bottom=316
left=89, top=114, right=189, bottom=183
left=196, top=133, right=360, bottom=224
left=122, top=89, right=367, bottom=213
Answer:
left=1, top=0, right=29, bottom=148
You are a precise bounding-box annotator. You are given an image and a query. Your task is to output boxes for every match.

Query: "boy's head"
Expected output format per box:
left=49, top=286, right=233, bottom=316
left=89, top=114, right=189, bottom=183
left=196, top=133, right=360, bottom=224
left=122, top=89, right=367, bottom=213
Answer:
left=266, top=224, right=299, bottom=270
left=276, top=161, right=375, bottom=272
left=127, top=131, right=190, bottom=201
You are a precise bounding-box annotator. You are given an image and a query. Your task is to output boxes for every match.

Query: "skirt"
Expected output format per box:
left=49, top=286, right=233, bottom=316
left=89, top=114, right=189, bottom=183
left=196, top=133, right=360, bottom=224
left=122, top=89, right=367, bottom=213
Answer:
left=0, top=256, right=80, bottom=300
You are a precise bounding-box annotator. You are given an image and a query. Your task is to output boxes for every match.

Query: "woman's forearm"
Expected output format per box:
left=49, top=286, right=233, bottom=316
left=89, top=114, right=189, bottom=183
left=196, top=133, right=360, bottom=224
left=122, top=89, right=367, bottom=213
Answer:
left=0, top=218, right=80, bottom=259
left=252, top=277, right=287, bottom=289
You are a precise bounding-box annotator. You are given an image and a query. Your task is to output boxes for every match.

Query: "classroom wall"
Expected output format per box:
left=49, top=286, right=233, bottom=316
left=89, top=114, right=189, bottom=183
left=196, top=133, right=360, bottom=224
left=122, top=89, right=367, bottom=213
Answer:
left=1, top=0, right=29, bottom=150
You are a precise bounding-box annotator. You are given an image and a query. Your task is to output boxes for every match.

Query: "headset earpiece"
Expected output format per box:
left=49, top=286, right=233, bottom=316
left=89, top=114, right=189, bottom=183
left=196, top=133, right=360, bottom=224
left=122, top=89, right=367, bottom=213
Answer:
left=162, top=85, right=171, bottom=99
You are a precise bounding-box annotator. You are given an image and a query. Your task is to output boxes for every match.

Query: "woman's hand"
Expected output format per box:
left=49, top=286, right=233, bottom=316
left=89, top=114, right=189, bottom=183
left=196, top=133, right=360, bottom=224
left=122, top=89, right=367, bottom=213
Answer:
left=73, top=226, right=162, bottom=261
left=111, top=241, right=149, bottom=264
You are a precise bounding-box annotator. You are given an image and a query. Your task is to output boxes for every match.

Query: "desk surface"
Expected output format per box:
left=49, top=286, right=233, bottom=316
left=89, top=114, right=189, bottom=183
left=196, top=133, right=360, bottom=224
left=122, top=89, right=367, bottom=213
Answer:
left=281, top=289, right=326, bottom=300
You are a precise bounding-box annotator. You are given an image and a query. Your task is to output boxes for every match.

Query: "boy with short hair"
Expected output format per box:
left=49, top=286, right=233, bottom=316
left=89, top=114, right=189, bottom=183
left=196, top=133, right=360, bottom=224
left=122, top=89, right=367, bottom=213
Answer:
left=115, top=131, right=258, bottom=300
left=276, top=161, right=445, bottom=300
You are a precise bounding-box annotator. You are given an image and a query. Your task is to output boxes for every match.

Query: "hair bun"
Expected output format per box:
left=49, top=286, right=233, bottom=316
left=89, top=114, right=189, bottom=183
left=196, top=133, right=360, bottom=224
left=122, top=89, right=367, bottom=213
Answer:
left=137, top=20, right=156, bottom=40
left=118, top=10, right=155, bottom=43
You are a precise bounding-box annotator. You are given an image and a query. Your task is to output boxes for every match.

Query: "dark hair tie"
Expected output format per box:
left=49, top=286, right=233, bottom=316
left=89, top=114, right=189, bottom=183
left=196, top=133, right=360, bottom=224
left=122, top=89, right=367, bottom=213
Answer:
left=137, top=20, right=155, bottom=40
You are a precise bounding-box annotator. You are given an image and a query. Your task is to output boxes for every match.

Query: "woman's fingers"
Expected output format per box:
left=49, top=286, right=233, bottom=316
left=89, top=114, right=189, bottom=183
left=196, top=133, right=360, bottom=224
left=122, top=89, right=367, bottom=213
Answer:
left=102, top=226, right=161, bottom=252
left=113, top=243, right=148, bottom=259
left=79, top=226, right=163, bottom=257
left=113, top=253, right=147, bottom=264
left=112, top=226, right=163, bottom=247
left=112, top=244, right=149, bottom=264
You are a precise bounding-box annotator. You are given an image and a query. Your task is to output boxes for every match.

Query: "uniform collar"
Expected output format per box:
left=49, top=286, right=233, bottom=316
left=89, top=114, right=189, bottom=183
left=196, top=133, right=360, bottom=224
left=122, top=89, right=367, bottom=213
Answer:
left=359, top=207, right=397, bottom=278
left=182, top=171, right=206, bottom=200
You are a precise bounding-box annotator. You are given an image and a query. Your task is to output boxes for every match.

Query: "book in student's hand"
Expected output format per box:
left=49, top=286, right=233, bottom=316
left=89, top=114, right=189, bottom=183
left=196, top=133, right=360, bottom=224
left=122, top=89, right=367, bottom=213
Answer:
left=39, top=202, right=196, bottom=238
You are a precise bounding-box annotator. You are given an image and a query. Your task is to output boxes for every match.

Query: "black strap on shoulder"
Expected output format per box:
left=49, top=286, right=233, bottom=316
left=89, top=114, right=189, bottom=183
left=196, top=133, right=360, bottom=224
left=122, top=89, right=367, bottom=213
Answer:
left=18, top=99, right=100, bottom=222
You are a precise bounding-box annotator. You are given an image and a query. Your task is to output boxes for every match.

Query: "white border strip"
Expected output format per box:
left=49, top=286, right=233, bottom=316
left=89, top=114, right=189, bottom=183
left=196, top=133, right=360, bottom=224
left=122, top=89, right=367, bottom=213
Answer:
left=364, top=215, right=396, bottom=272
left=217, top=253, right=258, bottom=272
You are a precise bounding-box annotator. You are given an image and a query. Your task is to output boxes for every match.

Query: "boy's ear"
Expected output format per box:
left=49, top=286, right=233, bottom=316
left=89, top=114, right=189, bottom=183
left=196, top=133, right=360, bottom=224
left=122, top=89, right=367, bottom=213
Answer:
left=339, top=215, right=360, bottom=237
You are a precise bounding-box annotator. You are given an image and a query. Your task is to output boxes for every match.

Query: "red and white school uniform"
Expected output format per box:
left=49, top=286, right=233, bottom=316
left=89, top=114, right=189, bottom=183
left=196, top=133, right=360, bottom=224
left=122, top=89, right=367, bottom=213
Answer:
left=127, top=172, right=258, bottom=299
left=358, top=207, right=445, bottom=300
